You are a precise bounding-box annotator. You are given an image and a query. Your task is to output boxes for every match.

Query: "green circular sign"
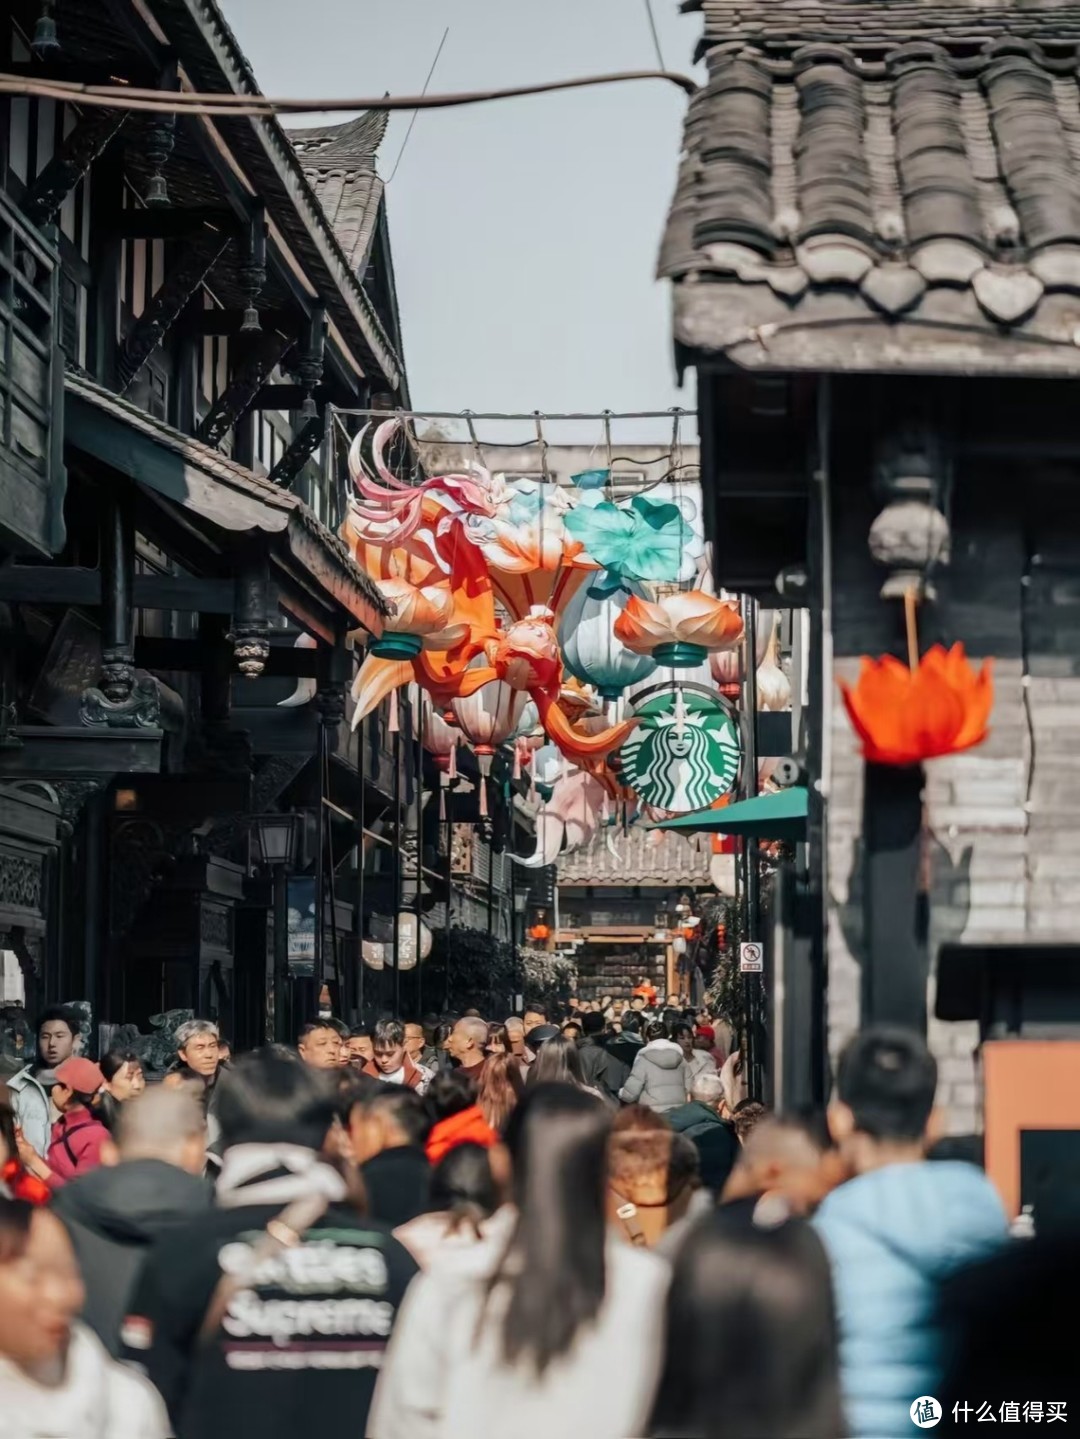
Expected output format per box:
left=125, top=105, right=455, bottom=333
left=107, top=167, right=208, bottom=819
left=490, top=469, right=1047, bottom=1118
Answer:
left=616, top=687, right=741, bottom=813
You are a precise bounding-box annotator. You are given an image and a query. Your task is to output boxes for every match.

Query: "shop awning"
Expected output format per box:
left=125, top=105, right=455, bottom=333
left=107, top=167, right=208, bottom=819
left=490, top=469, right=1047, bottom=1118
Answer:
left=657, top=787, right=808, bottom=842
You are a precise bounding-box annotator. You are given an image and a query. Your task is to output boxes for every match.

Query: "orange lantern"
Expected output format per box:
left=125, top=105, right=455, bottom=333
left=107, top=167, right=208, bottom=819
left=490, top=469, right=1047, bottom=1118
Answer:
left=840, top=643, right=993, bottom=767
left=614, top=591, right=744, bottom=668
left=528, top=923, right=551, bottom=942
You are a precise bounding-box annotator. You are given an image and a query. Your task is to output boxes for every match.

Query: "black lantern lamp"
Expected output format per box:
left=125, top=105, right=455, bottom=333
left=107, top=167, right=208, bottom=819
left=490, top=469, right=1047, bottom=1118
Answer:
left=31, top=2, right=60, bottom=59
left=252, top=812, right=300, bottom=869
left=252, top=813, right=300, bottom=1044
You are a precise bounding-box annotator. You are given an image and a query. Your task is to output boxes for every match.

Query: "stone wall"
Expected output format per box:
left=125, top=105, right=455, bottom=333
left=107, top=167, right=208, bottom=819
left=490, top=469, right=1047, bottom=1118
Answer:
left=826, top=459, right=1080, bottom=1134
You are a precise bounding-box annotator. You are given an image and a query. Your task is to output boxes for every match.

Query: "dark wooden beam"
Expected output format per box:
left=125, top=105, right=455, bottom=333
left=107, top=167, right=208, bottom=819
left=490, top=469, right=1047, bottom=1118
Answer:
left=110, top=208, right=239, bottom=241
left=270, top=418, right=324, bottom=489
left=135, top=638, right=319, bottom=677
left=0, top=568, right=240, bottom=610
left=0, top=728, right=162, bottom=776
left=118, top=230, right=230, bottom=392
left=23, top=110, right=128, bottom=228
left=196, top=330, right=296, bottom=450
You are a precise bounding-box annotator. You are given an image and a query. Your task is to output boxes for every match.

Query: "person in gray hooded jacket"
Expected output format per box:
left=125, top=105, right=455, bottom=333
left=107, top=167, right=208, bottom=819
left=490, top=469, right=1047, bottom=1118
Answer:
left=618, top=1022, right=690, bottom=1112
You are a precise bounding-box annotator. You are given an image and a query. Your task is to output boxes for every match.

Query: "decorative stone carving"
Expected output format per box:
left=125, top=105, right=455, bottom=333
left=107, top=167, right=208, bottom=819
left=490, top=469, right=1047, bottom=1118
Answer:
left=0, top=849, right=43, bottom=913
left=80, top=675, right=161, bottom=729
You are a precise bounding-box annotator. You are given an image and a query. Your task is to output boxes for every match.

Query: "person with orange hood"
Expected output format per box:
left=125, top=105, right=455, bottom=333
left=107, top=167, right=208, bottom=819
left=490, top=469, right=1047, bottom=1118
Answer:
left=425, top=1071, right=497, bottom=1165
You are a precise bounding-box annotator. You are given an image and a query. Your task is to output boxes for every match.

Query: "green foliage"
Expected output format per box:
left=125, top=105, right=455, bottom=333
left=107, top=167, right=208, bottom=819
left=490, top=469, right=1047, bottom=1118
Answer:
left=425, top=927, right=577, bottom=1016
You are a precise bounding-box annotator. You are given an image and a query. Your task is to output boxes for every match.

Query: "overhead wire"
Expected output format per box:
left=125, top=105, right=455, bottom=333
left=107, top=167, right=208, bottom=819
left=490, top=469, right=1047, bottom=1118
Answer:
left=643, top=0, right=667, bottom=71
left=387, top=25, right=451, bottom=184
left=0, top=68, right=697, bottom=118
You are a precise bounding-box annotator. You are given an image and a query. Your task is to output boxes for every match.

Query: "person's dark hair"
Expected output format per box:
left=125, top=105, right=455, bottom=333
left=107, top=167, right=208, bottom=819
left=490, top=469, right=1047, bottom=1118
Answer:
left=523, top=1003, right=547, bottom=1020
left=486, top=1022, right=512, bottom=1052
left=0, top=1197, right=34, bottom=1264
left=644, top=1020, right=667, bottom=1043
left=35, top=1006, right=80, bottom=1040
left=434, top=1021, right=454, bottom=1048
left=527, top=1034, right=589, bottom=1091
left=648, top=1210, right=843, bottom=1439
left=581, top=1010, right=606, bottom=1037
left=322, top=1017, right=349, bottom=1039
left=836, top=1026, right=937, bottom=1141
left=427, top=1068, right=477, bottom=1123
left=430, top=1142, right=498, bottom=1232
left=487, top=1084, right=612, bottom=1376
left=670, top=1021, right=694, bottom=1045
left=348, top=1025, right=373, bottom=1041
left=351, top=1085, right=430, bottom=1146
left=373, top=1019, right=405, bottom=1049
left=620, top=1011, right=643, bottom=1036
left=333, top=1069, right=380, bottom=1121
left=0, top=1098, right=16, bottom=1169
left=216, top=1050, right=337, bottom=1150
left=297, top=1020, right=337, bottom=1044
left=99, top=1049, right=141, bottom=1085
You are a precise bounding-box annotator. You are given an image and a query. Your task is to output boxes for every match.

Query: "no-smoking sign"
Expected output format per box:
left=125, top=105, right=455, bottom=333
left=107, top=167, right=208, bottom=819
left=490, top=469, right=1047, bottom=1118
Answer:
left=740, top=941, right=764, bottom=973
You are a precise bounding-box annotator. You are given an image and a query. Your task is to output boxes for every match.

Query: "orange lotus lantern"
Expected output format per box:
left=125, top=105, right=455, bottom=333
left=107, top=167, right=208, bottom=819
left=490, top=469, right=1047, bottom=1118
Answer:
left=614, top=591, right=744, bottom=668
left=840, top=643, right=993, bottom=767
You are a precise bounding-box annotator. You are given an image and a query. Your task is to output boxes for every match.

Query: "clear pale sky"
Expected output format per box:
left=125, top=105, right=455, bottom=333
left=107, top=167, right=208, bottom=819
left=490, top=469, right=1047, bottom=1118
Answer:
left=220, top=0, right=703, bottom=437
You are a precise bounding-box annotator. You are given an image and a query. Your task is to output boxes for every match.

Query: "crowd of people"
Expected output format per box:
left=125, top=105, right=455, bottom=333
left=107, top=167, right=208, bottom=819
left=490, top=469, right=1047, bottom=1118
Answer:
left=0, top=995, right=1068, bottom=1437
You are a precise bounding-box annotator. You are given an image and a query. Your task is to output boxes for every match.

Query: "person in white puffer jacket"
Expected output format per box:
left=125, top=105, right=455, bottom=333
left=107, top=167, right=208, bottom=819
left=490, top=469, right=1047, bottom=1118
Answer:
left=0, top=1198, right=167, bottom=1439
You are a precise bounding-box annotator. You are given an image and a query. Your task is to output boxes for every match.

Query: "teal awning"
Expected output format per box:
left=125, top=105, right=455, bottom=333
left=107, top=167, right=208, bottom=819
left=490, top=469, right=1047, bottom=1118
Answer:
left=657, top=787, right=808, bottom=842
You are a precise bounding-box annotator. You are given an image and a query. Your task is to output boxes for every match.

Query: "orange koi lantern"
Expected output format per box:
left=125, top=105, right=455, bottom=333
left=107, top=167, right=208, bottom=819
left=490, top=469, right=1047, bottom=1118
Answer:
left=840, top=643, right=993, bottom=767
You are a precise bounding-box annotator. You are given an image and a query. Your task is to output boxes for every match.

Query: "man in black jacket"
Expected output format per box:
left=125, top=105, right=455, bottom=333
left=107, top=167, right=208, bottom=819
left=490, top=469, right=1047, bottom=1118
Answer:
left=576, top=1012, right=630, bottom=1102
left=122, top=1051, right=418, bottom=1439
left=53, top=1085, right=211, bottom=1355
left=605, top=1010, right=646, bottom=1072
left=347, top=1084, right=432, bottom=1227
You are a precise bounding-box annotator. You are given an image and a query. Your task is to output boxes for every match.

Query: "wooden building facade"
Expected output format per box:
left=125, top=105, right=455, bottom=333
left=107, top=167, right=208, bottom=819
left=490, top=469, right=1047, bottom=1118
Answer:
left=662, top=0, right=1080, bottom=1125
left=0, top=0, right=415, bottom=1050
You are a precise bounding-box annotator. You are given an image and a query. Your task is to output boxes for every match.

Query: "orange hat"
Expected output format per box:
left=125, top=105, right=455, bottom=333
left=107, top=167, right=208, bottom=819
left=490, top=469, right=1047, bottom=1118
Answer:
left=54, top=1056, right=105, bottom=1095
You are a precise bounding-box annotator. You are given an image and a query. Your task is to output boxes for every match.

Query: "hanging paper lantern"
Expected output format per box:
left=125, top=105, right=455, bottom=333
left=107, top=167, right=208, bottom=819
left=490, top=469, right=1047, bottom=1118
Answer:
left=528, top=923, right=550, bottom=942
left=397, top=912, right=433, bottom=971
left=616, top=689, right=742, bottom=813
left=451, top=666, right=530, bottom=769
left=756, top=613, right=792, bottom=711
left=422, top=700, right=459, bottom=775
left=709, top=607, right=774, bottom=697
left=560, top=574, right=658, bottom=700
left=840, top=643, right=993, bottom=767
left=614, top=592, right=744, bottom=669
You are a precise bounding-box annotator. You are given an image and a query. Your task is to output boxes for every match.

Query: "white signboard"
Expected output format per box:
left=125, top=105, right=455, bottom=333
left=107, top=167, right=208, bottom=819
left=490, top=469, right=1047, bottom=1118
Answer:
left=740, top=941, right=764, bottom=974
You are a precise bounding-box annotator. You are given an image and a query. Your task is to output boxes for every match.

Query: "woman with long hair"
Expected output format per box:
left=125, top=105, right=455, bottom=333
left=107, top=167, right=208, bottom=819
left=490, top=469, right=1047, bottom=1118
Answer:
left=394, top=1142, right=502, bottom=1269
left=648, top=1209, right=844, bottom=1439
left=526, top=1034, right=605, bottom=1102
left=370, top=1085, right=669, bottom=1438
left=476, top=1053, right=520, bottom=1134
left=0, top=1198, right=169, bottom=1436
left=485, top=1022, right=512, bottom=1058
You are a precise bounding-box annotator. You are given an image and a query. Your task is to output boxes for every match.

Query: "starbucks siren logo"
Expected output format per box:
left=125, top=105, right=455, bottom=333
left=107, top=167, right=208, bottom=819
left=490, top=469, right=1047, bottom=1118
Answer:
left=617, top=688, right=740, bottom=814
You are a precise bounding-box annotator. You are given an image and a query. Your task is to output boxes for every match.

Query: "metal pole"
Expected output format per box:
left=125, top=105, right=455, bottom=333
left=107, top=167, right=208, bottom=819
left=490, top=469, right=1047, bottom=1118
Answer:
left=391, top=708, right=403, bottom=1019
left=355, top=710, right=366, bottom=1026
left=414, top=703, right=425, bottom=1020
left=741, top=595, right=764, bottom=1099
left=444, top=778, right=453, bottom=1013
left=314, top=715, right=326, bottom=1008
left=273, top=864, right=290, bottom=1043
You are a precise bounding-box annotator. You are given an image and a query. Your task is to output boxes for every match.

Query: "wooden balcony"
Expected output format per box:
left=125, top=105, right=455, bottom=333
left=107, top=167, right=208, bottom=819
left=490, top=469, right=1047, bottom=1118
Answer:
left=0, top=189, right=66, bottom=558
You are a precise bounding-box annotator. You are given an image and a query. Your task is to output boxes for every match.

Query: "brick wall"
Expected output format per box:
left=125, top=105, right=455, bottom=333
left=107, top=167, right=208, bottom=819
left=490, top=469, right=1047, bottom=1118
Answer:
left=826, top=461, right=1080, bottom=1134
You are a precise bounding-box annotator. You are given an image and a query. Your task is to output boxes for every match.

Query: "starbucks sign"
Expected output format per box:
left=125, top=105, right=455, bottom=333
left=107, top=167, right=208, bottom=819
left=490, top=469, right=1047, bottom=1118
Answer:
left=617, top=688, right=741, bottom=814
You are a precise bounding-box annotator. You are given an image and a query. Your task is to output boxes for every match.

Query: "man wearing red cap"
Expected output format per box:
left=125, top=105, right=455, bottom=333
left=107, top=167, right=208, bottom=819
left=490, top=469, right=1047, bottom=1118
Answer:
left=17, top=1055, right=109, bottom=1189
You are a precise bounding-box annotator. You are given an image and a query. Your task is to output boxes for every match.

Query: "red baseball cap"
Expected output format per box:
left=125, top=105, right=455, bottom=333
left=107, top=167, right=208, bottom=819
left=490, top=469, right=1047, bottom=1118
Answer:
left=54, top=1057, right=105, bottom=1094
left=696, top=1024, right=716, bottom=1043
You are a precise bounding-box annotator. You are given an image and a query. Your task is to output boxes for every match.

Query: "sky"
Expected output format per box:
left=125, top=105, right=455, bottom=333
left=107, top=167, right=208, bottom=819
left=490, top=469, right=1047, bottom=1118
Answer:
left=219, top=0, right=703, bottom=440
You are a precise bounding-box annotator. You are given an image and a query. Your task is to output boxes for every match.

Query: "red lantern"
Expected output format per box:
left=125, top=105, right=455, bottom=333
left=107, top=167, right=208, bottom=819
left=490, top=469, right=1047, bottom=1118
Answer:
left=528, top=923, right=550, bottom=942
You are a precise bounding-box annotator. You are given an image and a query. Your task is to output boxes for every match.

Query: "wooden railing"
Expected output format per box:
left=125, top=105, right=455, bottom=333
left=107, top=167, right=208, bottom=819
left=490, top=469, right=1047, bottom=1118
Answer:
left=0, top=188, right=65, bottom=557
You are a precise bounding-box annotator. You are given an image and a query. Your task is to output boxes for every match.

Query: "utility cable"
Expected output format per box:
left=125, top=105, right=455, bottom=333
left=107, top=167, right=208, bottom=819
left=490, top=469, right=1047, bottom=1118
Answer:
left=0, top=68, right=698, bottom=118
left=643, top=0, right=667, bottom=71
left=388, top=26, right=450, bottom=184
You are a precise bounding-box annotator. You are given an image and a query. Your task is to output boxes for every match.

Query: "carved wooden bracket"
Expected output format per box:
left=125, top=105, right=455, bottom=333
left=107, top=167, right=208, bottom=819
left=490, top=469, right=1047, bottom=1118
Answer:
left=195, top=329, right=295, bottom=450
left=269, top=416, right=323, bottom=489
left=23, top=109, right=128, bottom=229
left=118, top=230, right=229, bottom=393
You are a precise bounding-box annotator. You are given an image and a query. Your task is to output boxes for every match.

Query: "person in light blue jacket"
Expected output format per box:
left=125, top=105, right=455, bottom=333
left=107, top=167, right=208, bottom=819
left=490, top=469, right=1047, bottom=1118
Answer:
left=815, top=1027, right=1007, bottom=1439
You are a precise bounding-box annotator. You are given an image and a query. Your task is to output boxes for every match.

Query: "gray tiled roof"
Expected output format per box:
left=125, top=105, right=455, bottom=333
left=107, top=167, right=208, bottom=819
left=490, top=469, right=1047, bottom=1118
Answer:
left=662, top=1, right=1080, bottom=374
left=557, top=827, right=714, bottom=886
left=287, top=115, right=389, bottom=275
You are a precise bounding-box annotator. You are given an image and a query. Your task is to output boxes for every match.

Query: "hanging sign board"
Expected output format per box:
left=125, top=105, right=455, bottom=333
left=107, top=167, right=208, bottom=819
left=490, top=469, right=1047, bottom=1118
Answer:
left=740, top=941, right=764, bottom=974
left=288, top=878, right=316, bottom=976
left=616, top=688, right=741, bottom=814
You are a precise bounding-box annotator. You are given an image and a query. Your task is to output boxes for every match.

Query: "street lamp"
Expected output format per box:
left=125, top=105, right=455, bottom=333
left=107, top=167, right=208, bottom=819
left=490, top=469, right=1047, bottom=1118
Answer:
left=252, top=813, right=300, bottom=1043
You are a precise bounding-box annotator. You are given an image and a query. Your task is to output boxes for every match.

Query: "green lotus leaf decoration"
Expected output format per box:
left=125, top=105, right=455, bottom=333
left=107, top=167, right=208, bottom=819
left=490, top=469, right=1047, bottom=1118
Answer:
left=564, top=495, right=691, bottom=582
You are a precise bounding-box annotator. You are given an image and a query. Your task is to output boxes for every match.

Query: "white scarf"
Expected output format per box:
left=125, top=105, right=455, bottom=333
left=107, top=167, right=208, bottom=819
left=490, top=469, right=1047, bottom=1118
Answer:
left=214, top=1143, right=347, bottom=1209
